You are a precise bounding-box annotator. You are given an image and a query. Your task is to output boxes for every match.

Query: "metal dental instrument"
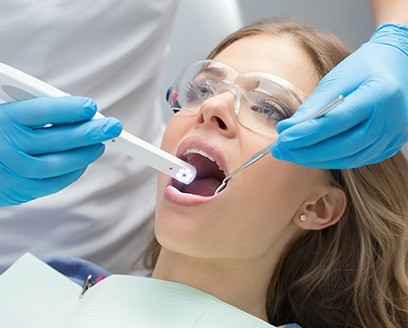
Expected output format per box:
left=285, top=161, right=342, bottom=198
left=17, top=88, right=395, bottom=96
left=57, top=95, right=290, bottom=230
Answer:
left=214, top=95, right=344, bottom=194
left=0, top=62, right=197, bottom=184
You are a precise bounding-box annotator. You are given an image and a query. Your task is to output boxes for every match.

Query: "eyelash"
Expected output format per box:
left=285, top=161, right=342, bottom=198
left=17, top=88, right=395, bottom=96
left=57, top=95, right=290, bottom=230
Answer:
left=251, top=99, right=290, bottom=123
left=185, top=81, right=214, bottom=104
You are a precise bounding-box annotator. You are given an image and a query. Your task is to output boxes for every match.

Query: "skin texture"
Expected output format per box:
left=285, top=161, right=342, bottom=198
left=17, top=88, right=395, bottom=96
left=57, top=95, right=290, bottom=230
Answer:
left=153, top=34, right=346, bottom=321
left=370, top=0, right=408, bottom=25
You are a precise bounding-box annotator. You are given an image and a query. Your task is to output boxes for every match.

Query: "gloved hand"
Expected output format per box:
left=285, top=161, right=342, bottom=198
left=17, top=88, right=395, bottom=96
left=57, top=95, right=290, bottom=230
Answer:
left=0, top=96, right=122, bottom=206
left=272, top=23, right=408, bottom=169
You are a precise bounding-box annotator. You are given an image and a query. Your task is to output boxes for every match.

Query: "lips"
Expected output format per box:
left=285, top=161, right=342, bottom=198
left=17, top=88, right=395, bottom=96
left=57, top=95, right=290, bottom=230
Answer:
left=164, top=136, right=229, bottom=204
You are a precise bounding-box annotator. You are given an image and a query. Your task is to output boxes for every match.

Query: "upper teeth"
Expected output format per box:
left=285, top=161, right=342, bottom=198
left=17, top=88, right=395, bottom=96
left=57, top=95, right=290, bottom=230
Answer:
left=183, top=148, right=215, bottom=162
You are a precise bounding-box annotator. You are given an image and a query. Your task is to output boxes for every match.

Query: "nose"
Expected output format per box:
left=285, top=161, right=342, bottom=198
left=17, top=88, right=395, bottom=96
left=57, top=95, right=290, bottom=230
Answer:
left=195, top=89, right=239, bottom=138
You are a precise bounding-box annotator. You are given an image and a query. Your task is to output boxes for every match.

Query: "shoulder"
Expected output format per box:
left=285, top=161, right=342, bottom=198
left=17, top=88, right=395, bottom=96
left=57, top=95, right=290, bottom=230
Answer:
left=42, top=256, right=111, bottom=286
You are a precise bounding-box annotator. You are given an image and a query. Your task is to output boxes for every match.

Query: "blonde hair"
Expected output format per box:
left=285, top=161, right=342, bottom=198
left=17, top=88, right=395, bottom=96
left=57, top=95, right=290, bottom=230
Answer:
left=141, top=19, right=408, bottom=328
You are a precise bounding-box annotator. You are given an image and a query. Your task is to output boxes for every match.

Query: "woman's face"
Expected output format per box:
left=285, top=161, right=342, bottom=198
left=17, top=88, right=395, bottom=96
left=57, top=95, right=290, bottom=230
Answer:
left=155, top=34, right=330, bottom=261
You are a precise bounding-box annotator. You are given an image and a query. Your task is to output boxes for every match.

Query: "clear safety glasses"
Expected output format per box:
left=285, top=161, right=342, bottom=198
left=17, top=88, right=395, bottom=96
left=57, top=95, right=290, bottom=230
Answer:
left=167, top=60, right=307, bottom=136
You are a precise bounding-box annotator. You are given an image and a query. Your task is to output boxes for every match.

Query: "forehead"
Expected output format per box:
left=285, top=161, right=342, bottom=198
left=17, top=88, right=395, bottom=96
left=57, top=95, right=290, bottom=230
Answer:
left=212, top=34, right=319, bottom=96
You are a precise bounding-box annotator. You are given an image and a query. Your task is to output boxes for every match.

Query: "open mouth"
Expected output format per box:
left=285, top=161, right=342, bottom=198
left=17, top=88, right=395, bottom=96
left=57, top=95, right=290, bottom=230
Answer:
left=172, top=148, right=226, bottom=197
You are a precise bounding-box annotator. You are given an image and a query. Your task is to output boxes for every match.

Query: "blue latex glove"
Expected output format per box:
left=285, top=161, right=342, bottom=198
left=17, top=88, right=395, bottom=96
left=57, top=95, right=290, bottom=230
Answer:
left=0, top=96, right=122, bottom=206
left=272, top=23, right=408, bottom=169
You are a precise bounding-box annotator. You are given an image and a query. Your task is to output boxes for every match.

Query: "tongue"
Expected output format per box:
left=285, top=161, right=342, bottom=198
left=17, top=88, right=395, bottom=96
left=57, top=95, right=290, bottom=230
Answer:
left=182, top=177, right=220, bottom=197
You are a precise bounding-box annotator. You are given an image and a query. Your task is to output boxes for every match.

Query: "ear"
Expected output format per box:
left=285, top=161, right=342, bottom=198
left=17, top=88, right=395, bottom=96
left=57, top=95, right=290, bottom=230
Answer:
left=293, top=187, right=347, bottom=231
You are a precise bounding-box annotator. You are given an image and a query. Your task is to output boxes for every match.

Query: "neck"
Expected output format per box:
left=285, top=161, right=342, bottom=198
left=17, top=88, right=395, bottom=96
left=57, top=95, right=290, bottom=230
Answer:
left=152, top=248, right=276, bottom=321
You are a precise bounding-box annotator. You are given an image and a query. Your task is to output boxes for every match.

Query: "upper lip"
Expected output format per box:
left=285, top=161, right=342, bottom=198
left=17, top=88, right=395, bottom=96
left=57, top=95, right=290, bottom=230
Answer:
left=176, top=136, right=229, bottom=176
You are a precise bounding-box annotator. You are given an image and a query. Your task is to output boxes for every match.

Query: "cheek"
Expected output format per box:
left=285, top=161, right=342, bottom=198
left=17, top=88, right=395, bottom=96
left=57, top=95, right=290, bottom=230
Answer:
left=226, top=161, right=321, bottom=256
left=233, top=156, right=317, bottom=222
left=208, top=148, right=314, bottom=257
left=240, top=137, right=307, bottom=204
left=160, top=115, right=185, bottom=153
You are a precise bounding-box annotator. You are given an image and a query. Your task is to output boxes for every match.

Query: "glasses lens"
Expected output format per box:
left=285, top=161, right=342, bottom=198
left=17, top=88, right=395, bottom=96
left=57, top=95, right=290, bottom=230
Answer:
left=236, top=75, right=305, bottom=134
left=168, top=60, right=306, bottom=136
left=168, top=60, right=231, bottom=114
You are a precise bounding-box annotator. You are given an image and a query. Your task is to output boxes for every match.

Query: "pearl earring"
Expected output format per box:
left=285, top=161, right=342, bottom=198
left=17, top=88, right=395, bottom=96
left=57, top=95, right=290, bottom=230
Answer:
left=299, top=214, right=308, bottom=222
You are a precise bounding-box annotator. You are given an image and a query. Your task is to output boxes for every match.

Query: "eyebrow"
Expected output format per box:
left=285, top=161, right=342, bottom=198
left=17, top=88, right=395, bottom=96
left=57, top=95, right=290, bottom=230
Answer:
left=199, top=66, right=227, bottom=82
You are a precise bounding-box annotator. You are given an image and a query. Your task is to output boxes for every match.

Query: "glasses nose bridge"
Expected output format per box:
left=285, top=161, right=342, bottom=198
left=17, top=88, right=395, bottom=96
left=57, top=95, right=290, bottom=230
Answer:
left=213, top=83, right=242, bottom=116
left=220, top=71, right=256, bottom=116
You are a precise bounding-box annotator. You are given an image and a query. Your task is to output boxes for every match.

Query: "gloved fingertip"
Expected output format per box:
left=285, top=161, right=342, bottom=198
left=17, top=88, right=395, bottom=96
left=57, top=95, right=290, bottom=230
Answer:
left=82, top=98, right=98, bottom=118
left=95, top=143, right=106, bottom=158
left=275, top=120, right=292, bottom=133
left=83, top=143, right=106, bottom=163
left=105, top=118, right=123, bottom=138
left=275, top=121, right=284, bottom=134
left=271, top=144, right=283, bottom=159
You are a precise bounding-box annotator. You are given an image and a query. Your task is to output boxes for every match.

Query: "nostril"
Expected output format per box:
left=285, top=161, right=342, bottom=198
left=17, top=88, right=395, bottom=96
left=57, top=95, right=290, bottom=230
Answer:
left=215, top=117, right=227, bottom=130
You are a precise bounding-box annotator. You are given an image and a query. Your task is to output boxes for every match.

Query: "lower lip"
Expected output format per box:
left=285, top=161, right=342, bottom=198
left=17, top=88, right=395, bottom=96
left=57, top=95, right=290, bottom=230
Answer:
left=164, top=184, right=218, bottom=206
